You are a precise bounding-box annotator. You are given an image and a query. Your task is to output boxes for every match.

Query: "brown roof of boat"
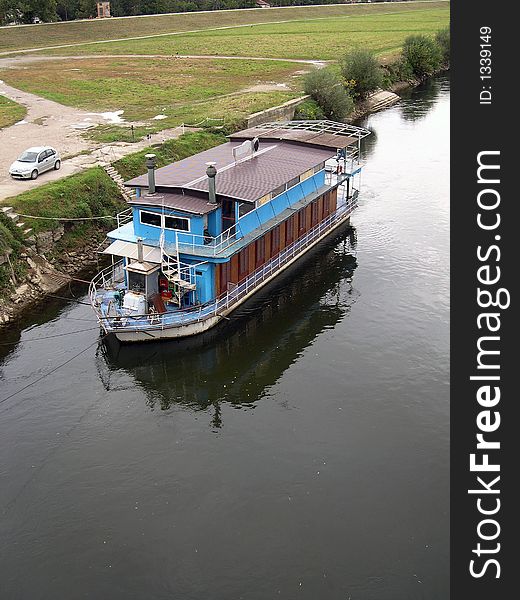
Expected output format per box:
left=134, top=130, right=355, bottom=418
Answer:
left=129, top=191, right=215, bottom=215
left=125, top=141, right=333, bottom=202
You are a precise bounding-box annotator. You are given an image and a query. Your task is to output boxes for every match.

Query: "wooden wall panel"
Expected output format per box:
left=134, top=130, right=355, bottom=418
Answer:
left=216, top=189, right=337, bottom=296
left=216, top=263, right=221, bottom=296
left=230, top=254, right=239, bottom=283
left=305, top=205, right=312, bottom=233
left=280, top=220, right=286, bottom=249
left=248, top=242, right=256, bottom=273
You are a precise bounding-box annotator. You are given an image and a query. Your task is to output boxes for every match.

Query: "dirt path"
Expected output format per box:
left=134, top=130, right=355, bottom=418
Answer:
left=0, top=53, right=326, bottom=68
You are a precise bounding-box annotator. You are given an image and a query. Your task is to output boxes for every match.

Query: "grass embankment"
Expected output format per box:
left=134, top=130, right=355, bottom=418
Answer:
left=0, top=212, right=27, bottom=291
left=7, top=167, right=123, bottom=235
left=0, top=2, right=449, bottom=54
left=0, top=95, right=26, bottom=129
left=47, top=7, right=450, bottom=61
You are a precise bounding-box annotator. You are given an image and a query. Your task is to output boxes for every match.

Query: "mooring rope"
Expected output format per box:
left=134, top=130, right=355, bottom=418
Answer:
left=15, top=214, right=117, bottom=221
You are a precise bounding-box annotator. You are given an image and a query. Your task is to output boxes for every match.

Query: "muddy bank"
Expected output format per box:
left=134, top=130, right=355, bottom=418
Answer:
left=0, top=229, right=107, bottom=327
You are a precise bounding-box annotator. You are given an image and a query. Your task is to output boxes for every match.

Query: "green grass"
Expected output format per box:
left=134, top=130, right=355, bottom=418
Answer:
left=0, top=57, right=302, bottom=136
left=0, top=95, right=26, bottom=129
left=6, top=167, right=125, bottom=234
left=47, top=7, right=450, bottom=61
left=0, top=2, right=449, bottom=54
left=114, top=130, right=225, bottom=180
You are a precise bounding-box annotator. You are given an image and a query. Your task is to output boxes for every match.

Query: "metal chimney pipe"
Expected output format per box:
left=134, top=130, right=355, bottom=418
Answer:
left=137, top=237, right=144, bottom=263
left=145, top=153, right=156, bottom=194
left=206, top=161, right=217, bottom=204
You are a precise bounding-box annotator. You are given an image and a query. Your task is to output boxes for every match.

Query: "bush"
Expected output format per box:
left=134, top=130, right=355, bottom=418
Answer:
left=303, top=69, right=354, bottom=121
left=402, top=35, right=443, bottom=78
left=435, top=27, right=450, bottom=64
left=293, top=98, right=325, bottom=120
left=341, top=49, right=383, bottom=98
left=381, top=57, right=415, bottom=87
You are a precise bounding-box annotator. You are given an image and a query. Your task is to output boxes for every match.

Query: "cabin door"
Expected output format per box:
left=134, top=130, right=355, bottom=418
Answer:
left=221, top=199, right=236, bottom=232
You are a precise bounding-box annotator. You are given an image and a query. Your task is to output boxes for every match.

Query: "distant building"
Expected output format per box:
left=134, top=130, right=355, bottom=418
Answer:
left=96, top=2, right=111, bottom=18
left=255, top=0, right=271, bottom=8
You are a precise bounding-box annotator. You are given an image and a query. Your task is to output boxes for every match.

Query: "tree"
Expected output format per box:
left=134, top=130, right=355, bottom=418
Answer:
left=56, top=0, right=81, bottom=21
left=341, top=48, right=383, bottom=99
left=303, top=69, right=354, bottom=121
left=401, top=35, right=443, bottom=78
left=16, top=0, right=57, bottom=23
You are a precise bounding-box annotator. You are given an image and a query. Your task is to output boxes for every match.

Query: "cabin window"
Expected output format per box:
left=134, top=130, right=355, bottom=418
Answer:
left=300, top=168, right=314, bottom=182
left=271, top=184, right=286, bottom=198
left=313, top=162, right=325, bottom=174
left=239, top=202, right=254, bottom=218
left=140, top=210, right=161, bottom=228
left=164, top=215, right=190, bottom=231
left=256, top=193, right=272, bottom=208
left=286, top=176, right=300, bottom=189
left=140, top=210, right=190, bottom=231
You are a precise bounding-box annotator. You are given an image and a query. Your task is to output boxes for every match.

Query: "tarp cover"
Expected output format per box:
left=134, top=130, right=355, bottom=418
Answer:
left=103, top=239, right=161, bottom=264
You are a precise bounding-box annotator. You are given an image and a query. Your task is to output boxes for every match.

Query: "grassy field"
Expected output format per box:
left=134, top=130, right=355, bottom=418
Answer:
left=0, top=57, right=301, bottom=134
left=0, top=2, right=449, bottom=55
left=46, top=7, right=449, bottom=61
left=0, top=95, right=26, bottom=129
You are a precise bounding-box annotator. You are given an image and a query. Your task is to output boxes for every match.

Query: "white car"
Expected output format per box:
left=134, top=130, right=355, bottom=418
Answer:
left=9, top=146, right=61, bottom=180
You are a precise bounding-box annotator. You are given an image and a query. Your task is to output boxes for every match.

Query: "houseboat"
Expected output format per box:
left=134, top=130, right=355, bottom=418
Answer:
left=89, top=120, right=371, bottom=343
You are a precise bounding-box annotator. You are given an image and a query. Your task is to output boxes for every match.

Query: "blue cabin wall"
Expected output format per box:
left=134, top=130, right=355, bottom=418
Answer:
left=192, top=262, right=215, bottom=304
left=207, top=207, right=222, bottom=237
left=238, top=170, right=325, bottom=237
left=127, top=169, right=325, bottom=248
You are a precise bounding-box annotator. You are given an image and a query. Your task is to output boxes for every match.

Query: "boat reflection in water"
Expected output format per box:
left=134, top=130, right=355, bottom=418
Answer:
left=98, top=226, right=358, bottom=426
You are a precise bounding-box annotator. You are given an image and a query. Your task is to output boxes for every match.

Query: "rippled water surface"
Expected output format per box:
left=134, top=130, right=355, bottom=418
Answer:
left=0, top=77, right=449, bottom=600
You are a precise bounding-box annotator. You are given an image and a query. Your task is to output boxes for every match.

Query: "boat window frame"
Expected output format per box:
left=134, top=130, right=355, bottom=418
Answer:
left=164, top=214, right=190, bottom=232
left=140, top=209, right=191, bottom=232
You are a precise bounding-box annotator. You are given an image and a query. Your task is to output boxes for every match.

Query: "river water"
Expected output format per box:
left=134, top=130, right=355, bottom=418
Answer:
left=0, top=77, right=449, bottom=600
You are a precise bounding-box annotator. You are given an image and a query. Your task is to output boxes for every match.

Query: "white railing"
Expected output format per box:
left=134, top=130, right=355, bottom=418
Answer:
left=89, top=259, right=125, bottom=312
left=174, top=221, right=242, bottom=257
left=116, top=208, right=133, bottom=229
